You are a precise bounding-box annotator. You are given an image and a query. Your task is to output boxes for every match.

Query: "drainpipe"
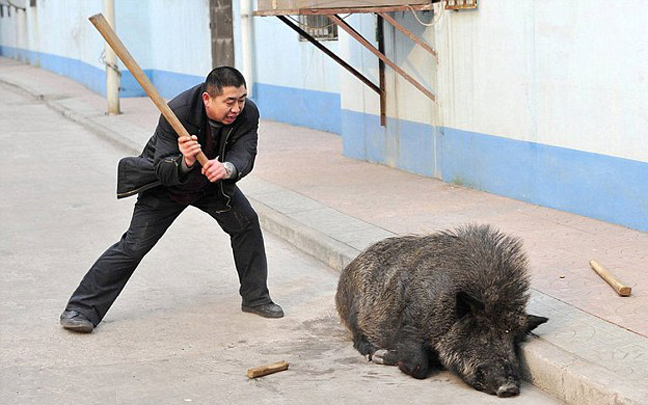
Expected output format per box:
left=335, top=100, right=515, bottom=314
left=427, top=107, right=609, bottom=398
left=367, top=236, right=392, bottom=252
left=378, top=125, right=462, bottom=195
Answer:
left=104, top=0, right=121, bottom=115
left=240, top=0, right=254, bottom=97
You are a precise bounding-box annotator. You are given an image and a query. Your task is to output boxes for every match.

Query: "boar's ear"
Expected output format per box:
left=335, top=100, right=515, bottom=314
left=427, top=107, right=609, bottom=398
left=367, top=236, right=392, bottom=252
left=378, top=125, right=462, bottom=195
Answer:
left=455, top=291, right=485, bottom=319
left=525, top=314, right=549, bottom=333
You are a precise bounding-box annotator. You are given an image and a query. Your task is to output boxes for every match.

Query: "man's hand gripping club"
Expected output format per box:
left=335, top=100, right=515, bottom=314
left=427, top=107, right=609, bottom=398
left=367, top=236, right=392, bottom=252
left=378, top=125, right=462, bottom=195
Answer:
left=178, top=135, right=230, bottom=182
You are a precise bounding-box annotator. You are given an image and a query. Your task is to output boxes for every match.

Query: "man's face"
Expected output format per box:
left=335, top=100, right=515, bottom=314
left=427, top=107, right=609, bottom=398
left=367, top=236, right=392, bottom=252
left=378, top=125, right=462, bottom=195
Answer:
left=202, top=85, right=247, bottom=125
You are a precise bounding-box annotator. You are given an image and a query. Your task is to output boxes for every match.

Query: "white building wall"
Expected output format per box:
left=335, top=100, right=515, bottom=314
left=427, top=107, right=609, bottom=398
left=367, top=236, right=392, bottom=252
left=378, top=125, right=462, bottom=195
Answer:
left=340, top=1, right=648, bottom=164
left=339, top=14, right=382, bottom=115
left=35, top=0, right=102, bottom=67
left=436, top=1, right=648, bottom=162
left=252, top=12, right=339, bottom=93
left=147, top=0, right=212, bottom=76
left=0, top=0, right=216, bottom=97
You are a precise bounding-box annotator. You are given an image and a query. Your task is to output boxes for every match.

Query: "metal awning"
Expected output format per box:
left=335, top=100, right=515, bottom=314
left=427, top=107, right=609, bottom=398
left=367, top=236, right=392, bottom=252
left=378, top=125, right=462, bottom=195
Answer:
left=254, top=4, right=438, bottom=126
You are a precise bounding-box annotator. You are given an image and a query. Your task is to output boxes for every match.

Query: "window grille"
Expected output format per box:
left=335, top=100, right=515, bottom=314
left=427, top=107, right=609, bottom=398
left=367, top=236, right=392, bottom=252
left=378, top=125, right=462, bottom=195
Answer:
left=298, top=15, right=338, bottom=42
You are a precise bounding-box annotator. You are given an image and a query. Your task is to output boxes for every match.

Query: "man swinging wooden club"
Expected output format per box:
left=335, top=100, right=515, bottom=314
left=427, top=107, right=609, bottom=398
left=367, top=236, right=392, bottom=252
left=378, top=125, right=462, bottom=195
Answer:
left=60, top=14, right=283, bottom=333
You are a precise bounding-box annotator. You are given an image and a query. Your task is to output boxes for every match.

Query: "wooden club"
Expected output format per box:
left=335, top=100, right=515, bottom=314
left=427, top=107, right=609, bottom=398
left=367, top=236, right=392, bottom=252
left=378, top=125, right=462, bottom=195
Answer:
left=88, top=13, right=209, bottom=166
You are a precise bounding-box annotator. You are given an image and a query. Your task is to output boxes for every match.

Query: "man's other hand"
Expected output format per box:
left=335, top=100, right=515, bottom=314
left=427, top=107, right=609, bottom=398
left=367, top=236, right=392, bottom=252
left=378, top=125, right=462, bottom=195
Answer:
left=178, top=135, right=201, bottom=167
left=201, top=159, right=228, bottom=183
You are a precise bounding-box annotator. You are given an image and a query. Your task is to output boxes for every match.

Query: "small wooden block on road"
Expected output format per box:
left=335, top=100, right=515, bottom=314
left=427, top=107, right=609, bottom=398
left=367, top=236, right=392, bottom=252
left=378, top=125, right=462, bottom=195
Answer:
left=247, top=361, right=289, bottom=378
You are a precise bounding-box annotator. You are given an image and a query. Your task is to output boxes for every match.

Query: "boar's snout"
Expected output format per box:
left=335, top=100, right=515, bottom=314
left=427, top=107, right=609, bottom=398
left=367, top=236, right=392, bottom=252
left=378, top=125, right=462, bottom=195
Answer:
left=470, top=361, right=521, bottom=397
left=496, top=382, right=520, bottom=398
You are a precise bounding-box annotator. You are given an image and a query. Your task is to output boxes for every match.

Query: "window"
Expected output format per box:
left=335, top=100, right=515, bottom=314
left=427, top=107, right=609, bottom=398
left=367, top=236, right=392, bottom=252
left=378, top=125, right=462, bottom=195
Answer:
left=298, top=15, right=338, bottom=41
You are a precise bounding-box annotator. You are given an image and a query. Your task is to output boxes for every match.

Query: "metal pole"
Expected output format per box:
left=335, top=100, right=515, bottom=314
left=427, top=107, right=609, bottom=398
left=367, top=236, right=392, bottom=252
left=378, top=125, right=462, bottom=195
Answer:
left=240, top=0, right=254, bottom=97
left=103, top=0, right=121, bottom=115
left=377, top=14, right=386, bottom=126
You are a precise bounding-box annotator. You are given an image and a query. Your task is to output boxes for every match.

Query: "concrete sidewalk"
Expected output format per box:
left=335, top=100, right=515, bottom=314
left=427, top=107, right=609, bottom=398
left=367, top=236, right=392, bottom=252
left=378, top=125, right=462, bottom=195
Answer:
left=1, top=57, right=646, bottom=404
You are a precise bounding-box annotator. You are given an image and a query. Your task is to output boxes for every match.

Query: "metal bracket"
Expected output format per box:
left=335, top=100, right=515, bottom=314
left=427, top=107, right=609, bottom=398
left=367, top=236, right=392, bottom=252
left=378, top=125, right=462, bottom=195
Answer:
left=328, top=14, right=436, bottom=103
left=260, top=5, right=438, bottom=126
left=276, top=15, right=381, bottom=95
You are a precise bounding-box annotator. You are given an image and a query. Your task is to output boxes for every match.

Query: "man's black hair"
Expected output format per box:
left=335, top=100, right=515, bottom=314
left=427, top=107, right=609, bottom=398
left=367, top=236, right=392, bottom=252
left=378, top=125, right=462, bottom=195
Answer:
left=205, top=66, right=246, bottom=96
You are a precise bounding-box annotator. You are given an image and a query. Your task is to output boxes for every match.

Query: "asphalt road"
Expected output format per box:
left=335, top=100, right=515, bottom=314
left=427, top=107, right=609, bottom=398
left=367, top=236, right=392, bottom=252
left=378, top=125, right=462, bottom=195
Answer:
left=0, top=82, right=561, bottom=404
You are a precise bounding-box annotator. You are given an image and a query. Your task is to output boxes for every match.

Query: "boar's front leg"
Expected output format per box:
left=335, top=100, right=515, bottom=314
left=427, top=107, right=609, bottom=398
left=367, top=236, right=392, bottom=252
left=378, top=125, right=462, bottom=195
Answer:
left=395, top=336, right=429, bottom=379
left=353, top=332, right=378, bottom=359
left=371, top=327, right=430, bottom=379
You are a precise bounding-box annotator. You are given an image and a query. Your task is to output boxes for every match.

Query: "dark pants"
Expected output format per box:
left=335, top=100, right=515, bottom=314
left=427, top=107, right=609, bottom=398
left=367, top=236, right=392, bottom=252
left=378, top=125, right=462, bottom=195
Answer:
left=65, top=186, right=271, bottom=326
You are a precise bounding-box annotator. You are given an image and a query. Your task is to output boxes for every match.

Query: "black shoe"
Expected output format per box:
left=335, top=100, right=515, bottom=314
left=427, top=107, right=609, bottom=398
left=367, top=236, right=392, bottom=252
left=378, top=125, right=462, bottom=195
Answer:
left=60, top=310, right=95, bottom=333
left=241, top=302, right=284, bottom=319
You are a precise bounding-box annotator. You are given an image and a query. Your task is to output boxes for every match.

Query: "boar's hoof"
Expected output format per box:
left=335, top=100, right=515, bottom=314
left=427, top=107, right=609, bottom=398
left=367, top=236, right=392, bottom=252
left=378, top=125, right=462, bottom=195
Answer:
left=496, top=383, right=520, bottom=398
left=371, top=349, right=398, bottom=365
left=371, top=349, right=388, bottom=364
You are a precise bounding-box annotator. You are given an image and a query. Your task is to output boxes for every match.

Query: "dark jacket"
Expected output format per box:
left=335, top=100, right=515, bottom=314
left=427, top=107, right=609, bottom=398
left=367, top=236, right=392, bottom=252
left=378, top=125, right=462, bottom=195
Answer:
left=116, top=83, right=259, bottom=205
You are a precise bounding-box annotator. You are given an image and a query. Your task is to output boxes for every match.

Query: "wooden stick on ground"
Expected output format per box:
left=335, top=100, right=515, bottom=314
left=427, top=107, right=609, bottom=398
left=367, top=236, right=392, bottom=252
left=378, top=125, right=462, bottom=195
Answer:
left=247, top=361, right=289, bottom=379
left=589, top=259, right=632, bottom=297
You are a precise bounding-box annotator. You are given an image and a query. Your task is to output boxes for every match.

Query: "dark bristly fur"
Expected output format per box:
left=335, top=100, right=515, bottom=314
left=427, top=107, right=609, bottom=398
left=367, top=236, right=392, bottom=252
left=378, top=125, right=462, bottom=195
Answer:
left=336, top=224, right=548, bottom=397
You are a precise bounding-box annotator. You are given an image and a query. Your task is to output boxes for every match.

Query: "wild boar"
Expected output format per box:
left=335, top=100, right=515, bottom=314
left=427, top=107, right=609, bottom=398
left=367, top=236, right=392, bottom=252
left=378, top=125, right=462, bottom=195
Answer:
left=336, top=224, right=548, bottom=397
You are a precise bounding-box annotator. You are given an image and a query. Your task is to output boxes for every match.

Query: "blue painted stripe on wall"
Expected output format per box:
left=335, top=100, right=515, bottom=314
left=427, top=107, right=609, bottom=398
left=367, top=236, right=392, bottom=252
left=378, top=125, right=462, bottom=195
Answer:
left=253, top=83, right=341, bottom=134
left=108, top=70, right=202, bottom=98
left=1, top=50, right=341, bottom=132
left=341, top=108, right=387, bottom=164
left=149, top=70, right=203, bottom=99
left=0, top=47, right=202, bottom=99
left=440, top=127, right=648, bottom=231
left=0, top=46, right=18, bottom=59
left=0, top=46, right=37, bottom=65
left=341, top=109, right=438, bottom=177
left=342, top=110, right=648, bottom=232
left=38, top=52, right=107, bottom=96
